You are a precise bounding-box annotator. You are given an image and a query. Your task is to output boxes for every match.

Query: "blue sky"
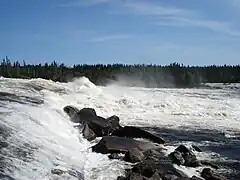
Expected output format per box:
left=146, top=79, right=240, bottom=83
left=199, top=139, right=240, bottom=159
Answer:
left=0, top=0, right=239, bottom=66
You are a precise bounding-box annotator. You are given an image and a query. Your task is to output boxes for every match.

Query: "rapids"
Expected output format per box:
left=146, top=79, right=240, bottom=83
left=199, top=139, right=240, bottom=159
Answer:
left=0, top=76, right=239, bottom=180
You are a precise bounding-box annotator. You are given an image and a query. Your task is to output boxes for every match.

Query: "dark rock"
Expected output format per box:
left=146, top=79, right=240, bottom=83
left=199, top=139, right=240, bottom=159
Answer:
left=64, top=106, right=98, bottom=124
left=169, top=145, right=199, bottom=168
left=201, top=168, right=227, bottom=180
left=63, top=105, right=80, bottom=123
left=84, top=116, right=111, bottom=136
left=107, top=115, right=121, bottom=133
left=192, top=145, right=202, bottom=152
left=64, top=106, right=113, bottom=136
left=184, top=153, right=200, bottom=167
left=83, top=114, right=121, bottom=137
left=82, top=124, right=96, bottom=141
left=169, top=151, right=185, bottom=165
left=111, top=126, right=165, bottom=144
left=142, top=150, right=188, bottom=179
left=124, top=148, right=144, bottom=163
left=64, top=106, right=165, bottom=145
left=143, top=149, right=167, bottom=163
left=91, top=136, right=162, bottom=154
left=143, top=149, right=163, bottom=157
left=78, top=107, right=97, bottom=122
left=144, top=171, right=162, bottom=180
left=51, top=168, right=65, bottom=175
left=175, top=145, right=191, bottom=154
left=132, top=160, right=157, bottom=178
left=122, top=150, right=188, bottom=180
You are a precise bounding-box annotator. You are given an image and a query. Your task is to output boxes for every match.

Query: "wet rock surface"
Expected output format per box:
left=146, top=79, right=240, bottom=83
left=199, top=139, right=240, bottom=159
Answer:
left=64, top=105, right=165, bottom=143
left=201, top=168, right=227, bottom=180
left=111, top=126, right=165, bottom=144
left=124, top=148, right=144, bottom=163
left=169, top=145, right=200, bottom=167
left=91, top=136, right=162, bottom=154
left=82, top=124, right=96, bottom=141
left=63, top=106, right=234, bottom=180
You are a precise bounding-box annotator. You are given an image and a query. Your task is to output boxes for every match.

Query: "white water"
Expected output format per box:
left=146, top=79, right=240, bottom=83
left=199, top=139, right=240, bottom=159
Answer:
left=0, top=77, right=239, bottom=180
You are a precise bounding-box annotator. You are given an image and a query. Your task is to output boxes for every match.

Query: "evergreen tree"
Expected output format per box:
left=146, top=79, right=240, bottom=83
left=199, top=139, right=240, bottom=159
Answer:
left=0, top=57, right=239, bottom=88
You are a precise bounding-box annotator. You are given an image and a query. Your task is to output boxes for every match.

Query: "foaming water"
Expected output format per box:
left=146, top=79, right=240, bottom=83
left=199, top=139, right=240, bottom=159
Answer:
left=0, top=77, right=239, bottom=179
left=0, top=77, right=130, bottom=180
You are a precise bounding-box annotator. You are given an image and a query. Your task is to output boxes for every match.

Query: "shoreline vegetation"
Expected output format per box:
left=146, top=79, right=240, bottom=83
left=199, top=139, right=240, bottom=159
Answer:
left=0, top=56, right=239, bottom=88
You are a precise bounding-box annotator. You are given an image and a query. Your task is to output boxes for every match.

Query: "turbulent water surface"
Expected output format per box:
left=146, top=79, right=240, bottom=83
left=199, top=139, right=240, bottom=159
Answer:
left=0, top=77, right=239, bottom=180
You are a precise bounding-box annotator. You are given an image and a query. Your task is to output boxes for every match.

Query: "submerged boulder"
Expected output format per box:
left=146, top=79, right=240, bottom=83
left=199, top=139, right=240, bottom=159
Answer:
left=91, top=136, right=162, bottom=154
left=111, top=126, right=165, bottom=144
left=63, top=105, right=80, bottom=123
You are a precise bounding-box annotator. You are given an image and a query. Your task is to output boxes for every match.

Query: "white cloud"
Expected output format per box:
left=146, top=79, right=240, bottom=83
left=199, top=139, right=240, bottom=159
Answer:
left=122, top=1, right=240, bottom=37
left=88, top=34, right=132, bottom=42
left=124, top=1, right=192, bottom=17
left=155, top=17, right=240, bottom=37
left=61, top=0, right=240, bottom=37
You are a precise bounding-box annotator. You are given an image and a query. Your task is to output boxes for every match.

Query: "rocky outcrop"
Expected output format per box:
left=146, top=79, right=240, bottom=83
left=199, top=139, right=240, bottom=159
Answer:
left=116, top=144, right=227, bottom=180
left=63, top=106, right=165, bottom=144
left=120, top=158, right=188, bottom=180
left=63, top=106, right=229, bottom=180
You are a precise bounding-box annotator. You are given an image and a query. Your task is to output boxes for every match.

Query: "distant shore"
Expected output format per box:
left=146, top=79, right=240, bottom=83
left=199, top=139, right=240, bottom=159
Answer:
left=0, top=56, right=239, bottom=88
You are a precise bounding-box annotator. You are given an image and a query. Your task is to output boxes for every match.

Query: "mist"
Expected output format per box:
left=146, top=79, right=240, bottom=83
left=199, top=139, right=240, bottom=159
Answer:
left=105, top=71, right=176, bottom=88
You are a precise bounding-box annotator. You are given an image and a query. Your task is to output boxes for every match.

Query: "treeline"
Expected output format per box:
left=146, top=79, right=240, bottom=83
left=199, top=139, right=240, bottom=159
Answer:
left=0, top=56, right=239, bottom=88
